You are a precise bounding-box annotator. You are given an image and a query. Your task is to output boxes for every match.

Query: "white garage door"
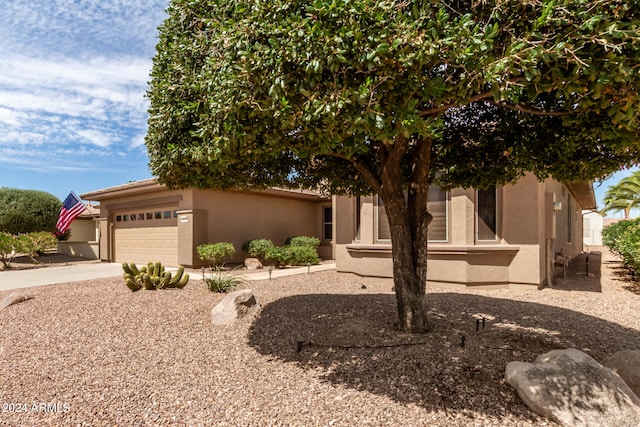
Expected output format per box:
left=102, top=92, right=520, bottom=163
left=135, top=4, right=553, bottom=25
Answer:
left=113, top=208, right=178, bottom=265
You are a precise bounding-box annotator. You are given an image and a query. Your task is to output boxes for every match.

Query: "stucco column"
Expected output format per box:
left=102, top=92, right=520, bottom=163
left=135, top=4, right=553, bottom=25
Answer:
left=176, top=209, right=208, bottom=267
left=96, top=218, right=109, bottom=262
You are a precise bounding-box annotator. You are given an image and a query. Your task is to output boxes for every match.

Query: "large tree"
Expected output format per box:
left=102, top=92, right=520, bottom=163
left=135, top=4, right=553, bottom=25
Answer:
left=0, top=188, right=61, bottom=235
left=147, top=0, right=640, bottom=332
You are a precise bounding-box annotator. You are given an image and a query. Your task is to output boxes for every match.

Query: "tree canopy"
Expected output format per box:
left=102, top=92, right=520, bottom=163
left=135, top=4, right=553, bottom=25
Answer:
left=147, top=0, right=640, bottom=331
left=0, top=188, right=61, bottom=235
left=147, top=0, right=640, bottom=193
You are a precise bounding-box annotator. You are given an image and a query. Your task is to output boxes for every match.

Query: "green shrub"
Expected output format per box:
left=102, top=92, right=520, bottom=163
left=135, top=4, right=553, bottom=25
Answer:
left=197, top=242, right=236, bottom=267
left=243, top=236, right=321, bottom=268
left=20, top=231, right=57, bottom=261
left=602, top=218, right=640, bottom=273
left=287, top=244, right=320, bottom=266
left=203, top=267, right=245, bottom=293
left=265, top=246, right=292, bottom=268
left=0, top=231, right=57, bottom=268
left=0, top=188, right=61, bottom=234
left=242, top=239, right=275, bottom=263
left=0, top=232, right=23, bottom=269
left=285, top=236, right=320, bottom=248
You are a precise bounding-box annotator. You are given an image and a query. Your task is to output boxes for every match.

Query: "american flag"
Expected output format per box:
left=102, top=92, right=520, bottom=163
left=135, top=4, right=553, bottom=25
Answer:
left=56, top=192, right=86, bottom=233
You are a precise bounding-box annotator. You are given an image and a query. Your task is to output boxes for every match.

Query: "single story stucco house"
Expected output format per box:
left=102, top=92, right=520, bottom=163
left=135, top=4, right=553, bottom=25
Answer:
left=79, top=179, right=332, bottom=267
left=76, top=173, right=594, bottom=288
left=334, top=173, right=595, bottom=288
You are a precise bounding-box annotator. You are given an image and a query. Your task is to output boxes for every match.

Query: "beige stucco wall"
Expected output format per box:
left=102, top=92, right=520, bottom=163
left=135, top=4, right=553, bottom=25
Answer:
left=57, top=215, right=100, bottom=259
left=192, top=189, right=328, bottom=265
left=335, top=173, right=586, bottom=288
left=66, top=218, right=98, bottom=242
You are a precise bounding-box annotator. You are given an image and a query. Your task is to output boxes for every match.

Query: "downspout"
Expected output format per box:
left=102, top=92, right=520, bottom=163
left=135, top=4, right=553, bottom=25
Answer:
left=545, top=238, right=553, bottom=288
left=544, top=192, right=560, bottom=288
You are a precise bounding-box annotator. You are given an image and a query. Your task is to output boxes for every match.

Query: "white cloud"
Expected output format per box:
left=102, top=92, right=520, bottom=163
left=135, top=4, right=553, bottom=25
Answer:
left=0, top=107, right=22, bottom=126
left=0, top=0, right=167, bottom=174
left=76, top=129, right=112, bottom=148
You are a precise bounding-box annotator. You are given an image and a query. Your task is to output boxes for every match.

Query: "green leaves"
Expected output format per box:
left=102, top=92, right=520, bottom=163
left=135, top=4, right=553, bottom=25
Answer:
left=147, top=0, right=640, bottom=196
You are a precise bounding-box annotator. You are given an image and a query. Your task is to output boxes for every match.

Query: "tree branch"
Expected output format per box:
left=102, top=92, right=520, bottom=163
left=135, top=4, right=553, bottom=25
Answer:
left=330, top=151, right=383, bottom=194
left=487, top=99, right=573, bottom=116
left=417, top=91, right=494, bottom=117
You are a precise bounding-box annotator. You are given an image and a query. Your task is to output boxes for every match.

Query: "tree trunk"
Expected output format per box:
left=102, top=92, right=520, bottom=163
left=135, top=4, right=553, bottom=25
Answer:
left=376, top=137, right=433, bottom=333
left=381, top=191, right=432, bottom=332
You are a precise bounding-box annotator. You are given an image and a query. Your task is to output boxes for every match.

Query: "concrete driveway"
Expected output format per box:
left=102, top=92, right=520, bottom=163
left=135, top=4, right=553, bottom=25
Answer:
left=0, top=262, right=124, bottom=292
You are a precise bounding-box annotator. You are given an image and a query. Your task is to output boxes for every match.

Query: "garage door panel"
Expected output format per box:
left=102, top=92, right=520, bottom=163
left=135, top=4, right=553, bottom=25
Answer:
left=114, top=226, right=178, bottom=265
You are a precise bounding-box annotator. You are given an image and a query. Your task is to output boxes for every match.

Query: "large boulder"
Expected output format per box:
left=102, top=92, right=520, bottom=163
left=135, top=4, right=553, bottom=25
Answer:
left=604, top=350, right=640, bottom=399
left=211, top=289, right=258, bottom=325
left=505, top=348, right=640, bottom=427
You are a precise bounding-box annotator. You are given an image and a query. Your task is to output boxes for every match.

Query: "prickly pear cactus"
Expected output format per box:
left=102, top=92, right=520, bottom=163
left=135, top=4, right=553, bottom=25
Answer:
left=121, top=262, right=189, bottom=291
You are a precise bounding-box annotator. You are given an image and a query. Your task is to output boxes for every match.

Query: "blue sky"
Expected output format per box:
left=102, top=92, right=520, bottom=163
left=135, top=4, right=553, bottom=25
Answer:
left=0, top=1, right=635, bottom=216
left=0, top=0, right=168, bottom=202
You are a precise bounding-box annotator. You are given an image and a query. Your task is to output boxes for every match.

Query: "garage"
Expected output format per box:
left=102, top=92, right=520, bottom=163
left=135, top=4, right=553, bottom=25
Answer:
left=113, top=207, right=178, bottom=265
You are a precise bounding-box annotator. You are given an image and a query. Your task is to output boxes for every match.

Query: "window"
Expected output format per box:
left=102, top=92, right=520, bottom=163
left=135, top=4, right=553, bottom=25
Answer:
left=323, top=206, right=332, bottom=240
left=116, top=215, right=122, bottom=222
left=164, top=210, right=172, bottom=219
left=477, top=186, right=497, bottom=241
left=155, top=211, right=162, bottom=219
left=146, top=212, right=153, bottom=220
left=427, top=186, right=448, bottom=242
left=377, top=197, right=391, bottom=240
left=376, top=186, right=449, bottom=242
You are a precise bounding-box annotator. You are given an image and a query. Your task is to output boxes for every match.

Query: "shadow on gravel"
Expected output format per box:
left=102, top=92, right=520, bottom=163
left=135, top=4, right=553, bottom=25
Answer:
left=247, top=292, right=640, bottom=419
left=552, top=251, right=602, bottom=292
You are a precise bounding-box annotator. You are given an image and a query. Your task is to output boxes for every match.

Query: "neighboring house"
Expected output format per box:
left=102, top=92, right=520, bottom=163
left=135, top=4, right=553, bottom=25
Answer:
left=582, top=211, right=604, bottom=247
left=57, top=204, right=100, bottom=259
left=334, top=173, right=595, bottom=288
left=80, top=179, right=332, bottom=267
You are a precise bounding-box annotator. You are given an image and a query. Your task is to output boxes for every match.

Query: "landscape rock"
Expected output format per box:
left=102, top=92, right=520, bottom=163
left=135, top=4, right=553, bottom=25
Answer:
left=604, top=350, right=640, bottom=399
left=211, top=289, right=258, bottom=325
left=0, top=292, right=34, bottom=312
left=244, top=258, right=263, bottom=270
left=505, top=348, right=640, bottom=427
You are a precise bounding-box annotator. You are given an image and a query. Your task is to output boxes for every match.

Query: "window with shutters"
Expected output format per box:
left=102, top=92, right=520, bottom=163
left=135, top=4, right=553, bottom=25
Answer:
left=376, top=186, right=449, bottom=242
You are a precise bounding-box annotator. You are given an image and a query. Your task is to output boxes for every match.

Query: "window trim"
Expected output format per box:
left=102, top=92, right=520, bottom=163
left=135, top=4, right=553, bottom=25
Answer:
left=322, top=205, right=333, bottom=241
left=475, top=186, right=499, bottom=242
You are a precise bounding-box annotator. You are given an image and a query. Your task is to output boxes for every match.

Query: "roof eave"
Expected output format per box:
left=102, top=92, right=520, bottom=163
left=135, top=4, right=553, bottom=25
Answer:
left=565, top=181, right=597, bottom=210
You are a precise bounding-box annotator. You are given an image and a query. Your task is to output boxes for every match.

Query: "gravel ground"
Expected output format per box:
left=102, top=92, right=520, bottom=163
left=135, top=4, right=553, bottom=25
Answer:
left=1, top=249, right=639, bottom=426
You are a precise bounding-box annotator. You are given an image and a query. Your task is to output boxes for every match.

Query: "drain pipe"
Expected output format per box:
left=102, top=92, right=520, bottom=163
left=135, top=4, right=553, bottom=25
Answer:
left=545, top=238, right=554, bottom=287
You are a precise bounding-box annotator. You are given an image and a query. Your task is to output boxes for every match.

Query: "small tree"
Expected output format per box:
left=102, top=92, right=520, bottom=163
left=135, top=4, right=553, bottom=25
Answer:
left=197, top=242, right=236, bottom=267
left=20, top=232, right=57, bottom=263
left=0, top=188, right=61, bottom=234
